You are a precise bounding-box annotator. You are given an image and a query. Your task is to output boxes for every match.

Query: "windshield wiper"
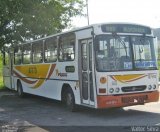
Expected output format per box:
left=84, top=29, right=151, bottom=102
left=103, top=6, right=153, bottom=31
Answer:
left=113, top=34, right=128, bottom=57
left=137, top=37, right=146, bottom=61
left=138, top=45, right=144, bottom=61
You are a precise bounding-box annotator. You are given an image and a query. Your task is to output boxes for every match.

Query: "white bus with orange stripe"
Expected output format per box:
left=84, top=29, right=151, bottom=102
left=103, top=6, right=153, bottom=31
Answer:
left=2, top=23, right=159, bottom=111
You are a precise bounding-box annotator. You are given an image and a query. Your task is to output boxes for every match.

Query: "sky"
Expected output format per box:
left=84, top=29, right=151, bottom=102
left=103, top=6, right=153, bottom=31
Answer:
left=72, top=0, right=160, bottom=28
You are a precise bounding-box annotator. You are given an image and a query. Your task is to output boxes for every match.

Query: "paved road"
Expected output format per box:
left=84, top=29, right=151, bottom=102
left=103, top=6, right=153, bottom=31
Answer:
left=0, top=89, right=160, bottom=132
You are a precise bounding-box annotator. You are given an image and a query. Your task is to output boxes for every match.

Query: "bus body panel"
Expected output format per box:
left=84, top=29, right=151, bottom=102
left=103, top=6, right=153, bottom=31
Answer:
left=3, top=66, right=12, bottom=89
left=10, top=27, right=96, bottom=108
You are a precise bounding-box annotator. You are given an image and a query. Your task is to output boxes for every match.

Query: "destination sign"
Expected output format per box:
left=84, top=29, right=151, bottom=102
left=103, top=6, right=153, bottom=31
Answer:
left=101, top=24, right=151, bottom=34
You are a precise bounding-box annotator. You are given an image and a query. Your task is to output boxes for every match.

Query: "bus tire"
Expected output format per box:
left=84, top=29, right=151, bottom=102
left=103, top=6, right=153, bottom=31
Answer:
left=17, top=81, right=24, bottom=98
left=65, top=89, right=77, bottom=112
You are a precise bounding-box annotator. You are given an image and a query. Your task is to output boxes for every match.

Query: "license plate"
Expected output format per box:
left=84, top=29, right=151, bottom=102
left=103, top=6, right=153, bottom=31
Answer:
left=122, top=95, right=148, bottom=104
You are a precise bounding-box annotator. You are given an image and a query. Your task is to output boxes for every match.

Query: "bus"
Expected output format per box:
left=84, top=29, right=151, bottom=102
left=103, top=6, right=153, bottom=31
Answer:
left=2, top=23, right=159, bottom=111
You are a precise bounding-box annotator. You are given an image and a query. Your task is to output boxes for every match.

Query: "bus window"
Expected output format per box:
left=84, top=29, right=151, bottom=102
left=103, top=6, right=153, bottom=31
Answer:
left=3, top=50, right=9, bottom=66
left=14, top=46, right=22, bottom=65
left=23, top=44, right=31, bottom=64
left=58, top=33, right=75, bottom=61
left=32, top=41, right=43, bottom=63
left=44, top=37, right=57, bottom=62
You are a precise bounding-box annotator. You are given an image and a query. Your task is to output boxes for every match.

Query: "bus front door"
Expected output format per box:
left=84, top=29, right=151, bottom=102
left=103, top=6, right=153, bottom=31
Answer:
left=80, top=39, right=95, bottom=106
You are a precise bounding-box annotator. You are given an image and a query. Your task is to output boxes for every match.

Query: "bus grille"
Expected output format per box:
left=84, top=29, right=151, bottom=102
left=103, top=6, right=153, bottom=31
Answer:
left=121, top=85, right=146, bottom=92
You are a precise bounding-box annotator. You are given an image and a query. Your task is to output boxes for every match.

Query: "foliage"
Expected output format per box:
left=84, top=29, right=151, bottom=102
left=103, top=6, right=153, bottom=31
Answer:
left=0, top=0, right=85, bottom=48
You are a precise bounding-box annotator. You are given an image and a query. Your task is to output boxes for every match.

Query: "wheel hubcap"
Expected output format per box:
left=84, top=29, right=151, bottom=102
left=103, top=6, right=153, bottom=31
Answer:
left=66, top=93, right=72, bottom=106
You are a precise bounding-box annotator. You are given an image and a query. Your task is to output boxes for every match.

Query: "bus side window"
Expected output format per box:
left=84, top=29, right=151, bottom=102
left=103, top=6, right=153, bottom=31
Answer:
left=44, top=37, right=57, bottom=62
left=32, top=41, right=43, bottom=63
left=23, top=44, right=31, bottom=64
left=58, top=33, right=75, bottom=61
left=14, top=46, right=22, bottom=65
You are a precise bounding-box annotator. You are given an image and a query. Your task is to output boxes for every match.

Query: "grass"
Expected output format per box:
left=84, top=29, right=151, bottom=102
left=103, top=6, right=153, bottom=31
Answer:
left=0, top=55, right=4, bottom=90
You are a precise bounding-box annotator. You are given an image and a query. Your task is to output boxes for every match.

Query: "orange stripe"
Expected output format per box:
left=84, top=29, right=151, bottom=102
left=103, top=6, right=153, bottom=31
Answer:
left=47, top=64, right=56, bottom=79
left=32, top=79, right=45, bottom=89
left=110, top=76, right=116, bottom=81
left=13, top=70, right=38, bottom=84
left=32, top=64, right=56, bottom=88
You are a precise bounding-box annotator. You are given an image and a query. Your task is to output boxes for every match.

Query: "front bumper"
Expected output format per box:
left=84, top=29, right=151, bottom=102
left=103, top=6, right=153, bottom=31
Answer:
left=97, top=91, right=159, bottom=108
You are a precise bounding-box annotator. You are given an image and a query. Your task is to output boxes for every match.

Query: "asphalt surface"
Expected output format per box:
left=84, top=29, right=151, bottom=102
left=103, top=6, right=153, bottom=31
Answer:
left=0, top=89, right=160, bottom=132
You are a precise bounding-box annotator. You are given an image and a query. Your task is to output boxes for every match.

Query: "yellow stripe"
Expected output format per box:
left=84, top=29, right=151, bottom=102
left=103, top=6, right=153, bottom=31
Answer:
left=112, top=74, right=146, bottom=83
left=14, top=64, right=50, bottom=78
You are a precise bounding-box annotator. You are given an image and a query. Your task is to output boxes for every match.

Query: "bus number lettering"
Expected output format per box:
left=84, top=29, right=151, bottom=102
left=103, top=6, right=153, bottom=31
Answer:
left=28, top=67, right=37, bottom=74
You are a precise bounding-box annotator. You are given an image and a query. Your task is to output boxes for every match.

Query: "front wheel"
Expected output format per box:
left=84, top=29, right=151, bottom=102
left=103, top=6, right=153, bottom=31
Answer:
left=17, top=81, right=24, bottom=98
left=65, top=90, right=77, bottom=112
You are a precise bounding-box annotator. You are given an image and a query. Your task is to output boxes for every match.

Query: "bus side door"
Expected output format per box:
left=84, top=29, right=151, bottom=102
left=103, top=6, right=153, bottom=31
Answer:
left=79, top=39, right=95, bottom=106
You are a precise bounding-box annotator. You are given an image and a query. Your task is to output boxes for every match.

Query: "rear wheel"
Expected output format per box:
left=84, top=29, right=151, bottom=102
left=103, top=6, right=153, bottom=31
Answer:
left=17, top=81, right=24, bottom=97
left=65, top=89, right=77, bottom=112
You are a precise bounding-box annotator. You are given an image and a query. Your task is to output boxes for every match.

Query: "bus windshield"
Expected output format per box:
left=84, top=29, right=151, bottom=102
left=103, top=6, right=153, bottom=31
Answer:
left=95, top=35, right=157, bottom=72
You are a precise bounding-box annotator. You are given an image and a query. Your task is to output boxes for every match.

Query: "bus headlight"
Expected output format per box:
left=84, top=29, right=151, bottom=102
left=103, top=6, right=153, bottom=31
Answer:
left=148, top=85, right=152, bottom=90
left=109, top=88, right=114, bottom=93
left=153, top=84, right=156, bottom=89
left=115, top=87, right=120, bottom=93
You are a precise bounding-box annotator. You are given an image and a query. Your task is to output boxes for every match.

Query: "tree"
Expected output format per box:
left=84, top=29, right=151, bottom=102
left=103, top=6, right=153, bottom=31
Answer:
left=0, top=0, right=85, bottom=49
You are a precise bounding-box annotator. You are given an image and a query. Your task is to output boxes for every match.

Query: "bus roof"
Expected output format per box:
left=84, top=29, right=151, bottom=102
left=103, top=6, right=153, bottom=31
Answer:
left=16, top=22, right=153, bottom=45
